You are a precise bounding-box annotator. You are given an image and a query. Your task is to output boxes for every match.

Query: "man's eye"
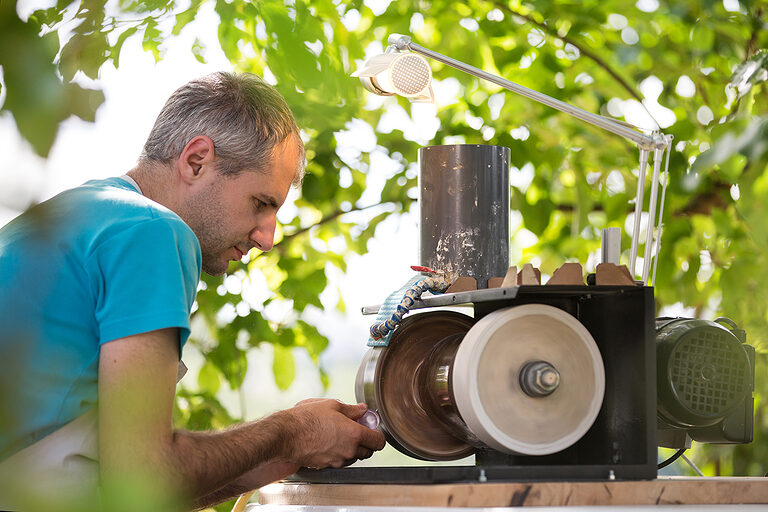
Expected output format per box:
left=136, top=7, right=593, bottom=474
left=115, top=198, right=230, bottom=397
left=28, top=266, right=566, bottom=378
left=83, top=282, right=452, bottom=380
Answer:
left=254, top=198, right=267, bottom=210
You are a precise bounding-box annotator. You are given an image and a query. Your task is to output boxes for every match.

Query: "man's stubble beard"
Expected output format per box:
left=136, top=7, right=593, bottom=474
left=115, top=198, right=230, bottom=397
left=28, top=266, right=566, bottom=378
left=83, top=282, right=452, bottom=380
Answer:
left=178, top=180, right=237, bottom=276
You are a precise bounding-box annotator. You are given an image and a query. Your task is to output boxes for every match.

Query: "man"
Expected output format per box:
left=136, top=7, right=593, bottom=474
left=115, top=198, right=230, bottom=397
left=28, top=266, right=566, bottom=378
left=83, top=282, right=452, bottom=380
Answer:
left=0, top=72, right=385, bottom=509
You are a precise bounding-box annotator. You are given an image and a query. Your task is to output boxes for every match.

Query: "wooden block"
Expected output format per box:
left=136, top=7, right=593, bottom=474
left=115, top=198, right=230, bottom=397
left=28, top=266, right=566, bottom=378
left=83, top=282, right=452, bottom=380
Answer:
left=445, top=276, right=477, bottom=293
left=595, top=263, right=636, bottom=286
left=546, top=262, right=585, bottom=286
left=518, top=263, right=541, bottom=285
left=500, top=266, right=518, bottom=287
left=487, top=277, right=505, bottom=288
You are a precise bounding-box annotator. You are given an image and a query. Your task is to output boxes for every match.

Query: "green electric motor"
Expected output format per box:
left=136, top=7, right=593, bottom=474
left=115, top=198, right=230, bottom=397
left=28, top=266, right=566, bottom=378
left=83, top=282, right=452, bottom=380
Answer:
left=656, top=317, right=754, bottom=448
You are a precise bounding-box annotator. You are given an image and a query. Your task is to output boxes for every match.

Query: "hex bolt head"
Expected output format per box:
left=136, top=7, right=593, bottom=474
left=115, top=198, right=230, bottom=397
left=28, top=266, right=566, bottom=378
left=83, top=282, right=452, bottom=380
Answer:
left=519, top=360, right=561, bottom=397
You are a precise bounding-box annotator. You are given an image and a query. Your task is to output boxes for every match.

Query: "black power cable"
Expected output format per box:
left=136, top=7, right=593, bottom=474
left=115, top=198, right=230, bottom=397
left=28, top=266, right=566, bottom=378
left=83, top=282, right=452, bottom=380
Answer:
left=658, top=448, right=686, bottom=469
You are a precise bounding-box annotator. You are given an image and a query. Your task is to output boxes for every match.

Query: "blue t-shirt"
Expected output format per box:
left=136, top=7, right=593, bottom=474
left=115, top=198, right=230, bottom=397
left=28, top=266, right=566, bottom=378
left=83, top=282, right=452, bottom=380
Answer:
left=0, top=177, right=202, bottom=460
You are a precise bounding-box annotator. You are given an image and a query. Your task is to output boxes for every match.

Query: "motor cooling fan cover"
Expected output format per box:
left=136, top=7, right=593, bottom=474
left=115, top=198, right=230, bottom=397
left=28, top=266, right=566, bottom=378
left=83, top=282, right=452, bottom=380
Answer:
left=657, top=318, right=752, bottom=428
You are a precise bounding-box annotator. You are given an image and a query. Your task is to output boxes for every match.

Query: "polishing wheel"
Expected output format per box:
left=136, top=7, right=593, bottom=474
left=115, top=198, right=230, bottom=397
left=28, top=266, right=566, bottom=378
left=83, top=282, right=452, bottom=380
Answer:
left=356, top=305, right=606, bottom=460
left=454, top=304, right=605, bottom=455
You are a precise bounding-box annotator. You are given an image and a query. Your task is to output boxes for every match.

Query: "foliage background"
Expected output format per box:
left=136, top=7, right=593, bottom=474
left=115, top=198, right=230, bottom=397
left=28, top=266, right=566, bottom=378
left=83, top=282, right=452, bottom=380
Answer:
left=2, top=0, right=767, bottom=508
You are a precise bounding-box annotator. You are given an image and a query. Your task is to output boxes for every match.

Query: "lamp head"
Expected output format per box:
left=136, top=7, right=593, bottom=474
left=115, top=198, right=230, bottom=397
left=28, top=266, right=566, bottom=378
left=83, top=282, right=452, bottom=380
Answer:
left=352, top=52, right=434, bottom=102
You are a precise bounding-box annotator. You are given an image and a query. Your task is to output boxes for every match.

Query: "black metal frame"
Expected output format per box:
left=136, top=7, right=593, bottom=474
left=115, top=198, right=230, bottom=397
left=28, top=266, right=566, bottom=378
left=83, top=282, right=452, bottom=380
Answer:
left=292, top=285, right=658, bottom=483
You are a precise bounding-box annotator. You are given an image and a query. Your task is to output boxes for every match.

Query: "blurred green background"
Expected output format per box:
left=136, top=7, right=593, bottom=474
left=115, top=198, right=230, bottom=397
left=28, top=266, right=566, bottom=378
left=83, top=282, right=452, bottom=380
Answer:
left=1, top=0, right=767, bottom=509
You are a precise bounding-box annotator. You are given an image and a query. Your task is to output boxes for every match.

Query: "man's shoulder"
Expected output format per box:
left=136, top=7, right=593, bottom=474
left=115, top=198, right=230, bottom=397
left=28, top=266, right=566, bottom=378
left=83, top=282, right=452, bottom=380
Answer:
left=1, top=177, right=201, bottom=263
left=63, top=178, right=195, bottom=240
left=76, top=177, right=180, bottom=222
left=0, top=177, right=200, bottom=271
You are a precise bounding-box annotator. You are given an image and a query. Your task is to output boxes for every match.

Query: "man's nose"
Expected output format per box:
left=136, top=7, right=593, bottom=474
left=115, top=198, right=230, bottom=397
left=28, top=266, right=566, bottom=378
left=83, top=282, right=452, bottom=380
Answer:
left=250, top=216, right=276, bottom=252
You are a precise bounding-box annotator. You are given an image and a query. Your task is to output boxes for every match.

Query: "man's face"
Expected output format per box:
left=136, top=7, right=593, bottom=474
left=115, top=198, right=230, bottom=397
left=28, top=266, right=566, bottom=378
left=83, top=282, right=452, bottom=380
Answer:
left=180, top=138, right=299, bottom=276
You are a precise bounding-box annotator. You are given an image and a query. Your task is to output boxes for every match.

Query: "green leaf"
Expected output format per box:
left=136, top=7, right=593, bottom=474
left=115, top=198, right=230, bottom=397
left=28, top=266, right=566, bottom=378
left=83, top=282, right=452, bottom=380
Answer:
left=191, top=37, right=206, bottom=64
left=58, top=28, right=110, bottom=81
left=692, top=117, right=768, bottom=175
left=174, top=389, right=235, bottom=430
left=112, top=26, right=139, bottom=68
left=0, top=11, right=63, bottom=156
left=65, top=82, right=105, bottom=122
left=272, top=345, right=296, bottom=391
left=318, top=366, right=330, bottom=391
left=518, top=195, right=554, bottom=236
left=172, top=0, right=203, bottom=36
left=28, top=6, right=65, bottom=27
left=142, top=17, right=163, bottom=61
left=242, top=311, right=277, bottom=346
left=198, top=361, right=221, bottom=395
left=296, top=320, right=328, bottom=362
left=277, top=266, right=327, bottom=310
left=207, top=336, right=248, bottom=390
left=729, top=50, right=768, bottom=101
left=689, top=23, right=714, bottom=52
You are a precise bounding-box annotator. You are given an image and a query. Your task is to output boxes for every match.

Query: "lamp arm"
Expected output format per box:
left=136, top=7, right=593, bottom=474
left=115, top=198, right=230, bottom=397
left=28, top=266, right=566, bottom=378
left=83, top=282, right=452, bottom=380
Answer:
left=391, top=34, right=664, bottom=150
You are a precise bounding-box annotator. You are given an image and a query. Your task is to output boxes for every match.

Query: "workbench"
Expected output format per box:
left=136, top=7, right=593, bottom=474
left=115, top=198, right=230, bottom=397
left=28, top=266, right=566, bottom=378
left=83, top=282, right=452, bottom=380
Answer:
left=257, top=477, right=768, bottom=507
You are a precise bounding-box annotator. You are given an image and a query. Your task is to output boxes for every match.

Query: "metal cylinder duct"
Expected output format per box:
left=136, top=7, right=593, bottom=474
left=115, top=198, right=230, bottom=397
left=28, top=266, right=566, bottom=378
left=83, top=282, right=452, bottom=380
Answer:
left=419, top=144, right=510, bottom=288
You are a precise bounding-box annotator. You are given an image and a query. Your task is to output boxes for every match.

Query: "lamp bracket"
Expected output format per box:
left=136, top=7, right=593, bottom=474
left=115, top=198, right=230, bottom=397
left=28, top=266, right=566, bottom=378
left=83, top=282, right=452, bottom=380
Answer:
left=388, top=33, right=412, bottom=50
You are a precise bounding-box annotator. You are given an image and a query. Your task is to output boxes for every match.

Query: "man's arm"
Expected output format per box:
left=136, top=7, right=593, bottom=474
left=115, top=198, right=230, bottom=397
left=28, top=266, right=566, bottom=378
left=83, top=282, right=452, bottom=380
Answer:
left=191, top=461, right=299, bottom=509
left=98, top=328, right=385, bottom=506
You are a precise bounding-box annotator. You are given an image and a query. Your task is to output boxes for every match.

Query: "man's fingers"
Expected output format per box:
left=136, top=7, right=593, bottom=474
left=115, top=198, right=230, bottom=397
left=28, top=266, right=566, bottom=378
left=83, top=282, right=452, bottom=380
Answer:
left=330, top=400, right=385, bottom=450
left=355, top=447, right=374, bottom=460
left=294, top=397, right=324, bottom=407
left=338, top=448, right=373, bottom=469
left=297, top=398, right=367, bottom=420
left=358, top=425, right=386, bottom=451
left=335, top=401, right=367, bottom=420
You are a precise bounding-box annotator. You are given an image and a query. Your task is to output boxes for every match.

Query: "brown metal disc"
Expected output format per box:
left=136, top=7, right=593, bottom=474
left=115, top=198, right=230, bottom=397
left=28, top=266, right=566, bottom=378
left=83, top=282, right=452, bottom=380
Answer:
left=374, top=311, right=475, bottom=461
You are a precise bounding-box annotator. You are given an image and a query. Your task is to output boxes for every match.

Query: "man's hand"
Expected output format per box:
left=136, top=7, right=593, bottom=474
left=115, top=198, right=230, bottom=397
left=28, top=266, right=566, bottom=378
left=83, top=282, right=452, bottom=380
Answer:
left=278, top=399, right=386, bottom=469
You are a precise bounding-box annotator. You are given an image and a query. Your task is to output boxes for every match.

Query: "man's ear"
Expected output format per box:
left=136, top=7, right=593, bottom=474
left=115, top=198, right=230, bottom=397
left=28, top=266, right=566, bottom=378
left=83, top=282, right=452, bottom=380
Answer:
left=175, top=135, right=216, bottom=184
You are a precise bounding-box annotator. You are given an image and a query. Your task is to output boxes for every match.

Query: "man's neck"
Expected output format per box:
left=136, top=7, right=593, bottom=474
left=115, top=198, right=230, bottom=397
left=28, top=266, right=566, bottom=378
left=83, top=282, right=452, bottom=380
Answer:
left=126, top=162, right=180, bottom=213
left=120, top=174, right=143, bottom=195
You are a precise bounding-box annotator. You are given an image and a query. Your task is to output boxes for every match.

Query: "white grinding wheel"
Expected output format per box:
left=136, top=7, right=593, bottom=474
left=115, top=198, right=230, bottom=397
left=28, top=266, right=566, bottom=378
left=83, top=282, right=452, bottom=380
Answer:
left=453, top=304, right=605, bottom=455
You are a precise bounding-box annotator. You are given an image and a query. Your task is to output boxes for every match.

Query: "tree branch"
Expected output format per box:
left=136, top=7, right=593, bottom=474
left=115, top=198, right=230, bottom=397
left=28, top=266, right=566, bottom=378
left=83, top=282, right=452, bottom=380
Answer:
left=494, top=2, right=644, bottom=103
left=676, top=181, right=731, bottom=216
left=746, top=7, right=763, bottom=58
left=249, top=201, right=402, bottom=260
left=283, top=201, right=398, bottom=243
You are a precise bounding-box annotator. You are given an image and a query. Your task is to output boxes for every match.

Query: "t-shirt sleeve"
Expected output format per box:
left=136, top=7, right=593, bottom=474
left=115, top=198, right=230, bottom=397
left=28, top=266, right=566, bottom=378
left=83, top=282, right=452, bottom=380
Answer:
left=88, top=216, right=202, bottom=352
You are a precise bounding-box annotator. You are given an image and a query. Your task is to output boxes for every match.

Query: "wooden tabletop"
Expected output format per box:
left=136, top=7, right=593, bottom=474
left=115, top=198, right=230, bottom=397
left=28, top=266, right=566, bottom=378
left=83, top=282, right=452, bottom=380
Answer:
left=258, top=477, right=768, bottom=507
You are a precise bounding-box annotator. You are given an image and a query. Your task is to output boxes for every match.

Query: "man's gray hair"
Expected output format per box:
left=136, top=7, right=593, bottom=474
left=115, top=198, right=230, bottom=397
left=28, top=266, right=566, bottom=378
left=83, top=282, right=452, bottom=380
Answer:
left=141, top=72, right=305, bottom=184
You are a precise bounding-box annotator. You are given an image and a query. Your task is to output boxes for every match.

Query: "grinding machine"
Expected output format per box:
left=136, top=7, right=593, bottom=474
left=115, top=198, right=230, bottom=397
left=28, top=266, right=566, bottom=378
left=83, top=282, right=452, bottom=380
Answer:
left=296, top=144, right=755, bottom=484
